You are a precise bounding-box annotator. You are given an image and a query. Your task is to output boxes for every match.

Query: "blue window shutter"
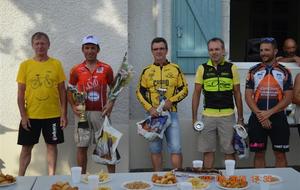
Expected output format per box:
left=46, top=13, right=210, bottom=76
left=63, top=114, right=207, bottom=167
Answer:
left=172, top=0, right=222, bottom=74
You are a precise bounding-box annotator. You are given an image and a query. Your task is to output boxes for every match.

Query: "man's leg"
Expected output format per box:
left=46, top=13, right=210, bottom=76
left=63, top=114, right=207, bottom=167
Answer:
left=203, top=152, right=214, bottom=169
left=46, top=144, right=57, bottom=175
left=106, top=164, right=115, bottom=173
left=77, top=147, right=88, bottom=174
left=151, top=153, right=162, bottom=171
left=274, top=151, right=287, bottom=167
left=18, top=145, right=34, bottom=176
left=171, top=153, right=182, bottom=169
left=254, top=151, right=266, bottom=168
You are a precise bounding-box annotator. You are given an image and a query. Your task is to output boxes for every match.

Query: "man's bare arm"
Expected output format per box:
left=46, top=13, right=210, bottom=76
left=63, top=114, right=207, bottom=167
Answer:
left=192, top=83, right=202, bottom=125
left=233, top=84, right=244, bottom=124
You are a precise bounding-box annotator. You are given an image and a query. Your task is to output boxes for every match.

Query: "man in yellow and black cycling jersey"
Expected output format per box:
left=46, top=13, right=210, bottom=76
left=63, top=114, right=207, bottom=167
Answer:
left=192, top=37, right=244, bottom=169
left=136, top=37, right=188, bottom=171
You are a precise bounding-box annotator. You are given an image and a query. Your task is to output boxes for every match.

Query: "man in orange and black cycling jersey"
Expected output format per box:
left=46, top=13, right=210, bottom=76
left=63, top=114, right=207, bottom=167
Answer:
left=245, top=37, right=293, bottom=168
left=136, top=37, right=188, bottom=171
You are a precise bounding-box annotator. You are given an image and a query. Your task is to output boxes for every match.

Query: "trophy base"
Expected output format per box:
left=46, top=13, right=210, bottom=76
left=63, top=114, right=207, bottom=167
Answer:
left=78, top=121, right=89, bottom=129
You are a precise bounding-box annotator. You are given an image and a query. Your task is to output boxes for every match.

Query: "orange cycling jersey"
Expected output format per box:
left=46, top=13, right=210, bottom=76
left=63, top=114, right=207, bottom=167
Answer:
left=68, top=61, right=113, bottom=111
left=245, top=62, right=293, bottom=110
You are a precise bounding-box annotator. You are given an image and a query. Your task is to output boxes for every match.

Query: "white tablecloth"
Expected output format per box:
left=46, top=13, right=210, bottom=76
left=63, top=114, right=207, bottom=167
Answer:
left=28, top=167, right=300, bottom=190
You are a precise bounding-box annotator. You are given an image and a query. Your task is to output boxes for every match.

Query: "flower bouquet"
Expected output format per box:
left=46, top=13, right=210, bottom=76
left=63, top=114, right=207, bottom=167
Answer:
left=108, top=52, right=133, bottom=101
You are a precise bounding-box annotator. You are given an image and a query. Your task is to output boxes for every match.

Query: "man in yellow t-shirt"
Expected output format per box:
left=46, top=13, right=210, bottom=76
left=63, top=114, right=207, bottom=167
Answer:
left=192, top=37, right=244, bottom=169
left=16, top=32, right=67, bottom=176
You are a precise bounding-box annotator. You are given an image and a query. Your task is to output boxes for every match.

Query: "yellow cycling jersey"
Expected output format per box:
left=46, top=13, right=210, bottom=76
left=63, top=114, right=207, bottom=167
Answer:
left=136, top=62, right=188, bottom=112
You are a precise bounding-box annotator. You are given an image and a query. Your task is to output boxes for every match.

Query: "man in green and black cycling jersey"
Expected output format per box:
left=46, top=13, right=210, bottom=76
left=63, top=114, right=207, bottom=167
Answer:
left=192, top=37, right=244, bottom=169
left=245, top=38, right=293, bottom=168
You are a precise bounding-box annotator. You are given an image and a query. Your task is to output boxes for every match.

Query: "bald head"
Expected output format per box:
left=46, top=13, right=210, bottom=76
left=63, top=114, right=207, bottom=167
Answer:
left=283, top=38, right=297, bottom=57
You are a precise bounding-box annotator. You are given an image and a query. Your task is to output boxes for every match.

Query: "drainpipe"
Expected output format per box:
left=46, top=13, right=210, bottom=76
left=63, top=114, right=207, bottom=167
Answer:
left=156, top=0, right=163, bottom=37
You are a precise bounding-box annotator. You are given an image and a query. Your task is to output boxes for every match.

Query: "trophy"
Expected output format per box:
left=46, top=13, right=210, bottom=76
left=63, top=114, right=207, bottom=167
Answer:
left=68, top=85, right=89, bottom=129
left=156, top=88, right=167, bottom=113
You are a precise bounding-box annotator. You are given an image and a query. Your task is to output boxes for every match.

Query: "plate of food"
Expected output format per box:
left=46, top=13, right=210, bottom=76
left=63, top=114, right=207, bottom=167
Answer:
left=96, top=187, right=112, bottom=190
left=82, top=170, right=111, bottom=184
left=0, top=172, right=17, bottom=187
left=258, top=174, right=282, bottom=184
left=186, top=177, right=210, bottom=190
left=50, top=181, right=78, bottom=190
left=216, top=176, right=249, bottom=190
left=151, top=172, right=177, bottom=186
left=121, top=180, right=153, bottom=190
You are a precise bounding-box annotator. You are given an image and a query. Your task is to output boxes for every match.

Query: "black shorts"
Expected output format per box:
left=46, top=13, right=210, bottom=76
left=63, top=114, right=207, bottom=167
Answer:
left=17, top=117, right=64, bottom=145
left=248, top=112, right=290, bottom=152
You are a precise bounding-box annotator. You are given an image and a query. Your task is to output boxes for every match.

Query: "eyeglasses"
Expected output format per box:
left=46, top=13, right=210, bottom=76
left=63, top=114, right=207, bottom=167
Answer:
left=261, top=37, right=275, bottom=43
left=152, top=47, right=166, bottom=51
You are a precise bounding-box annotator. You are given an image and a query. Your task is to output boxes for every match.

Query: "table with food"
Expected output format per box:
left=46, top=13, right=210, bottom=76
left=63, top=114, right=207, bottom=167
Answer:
left=1, top=167, right=300, bottom=189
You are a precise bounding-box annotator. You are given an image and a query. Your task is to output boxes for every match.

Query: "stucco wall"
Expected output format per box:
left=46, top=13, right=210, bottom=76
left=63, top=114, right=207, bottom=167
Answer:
left=128, top=0, right=300, bottom=170
left=0, top=0, right=128, bottom=175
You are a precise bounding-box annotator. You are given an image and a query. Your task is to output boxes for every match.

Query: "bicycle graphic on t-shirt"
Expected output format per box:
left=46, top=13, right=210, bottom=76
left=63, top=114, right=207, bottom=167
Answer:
left=30, top=74, right=54, bottom=89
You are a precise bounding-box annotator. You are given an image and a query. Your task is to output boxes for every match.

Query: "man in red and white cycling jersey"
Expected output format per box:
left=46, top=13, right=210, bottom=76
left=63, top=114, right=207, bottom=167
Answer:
left=245, top=37, right=293, bottom=168
left=68, top=35, right=115, bottom=173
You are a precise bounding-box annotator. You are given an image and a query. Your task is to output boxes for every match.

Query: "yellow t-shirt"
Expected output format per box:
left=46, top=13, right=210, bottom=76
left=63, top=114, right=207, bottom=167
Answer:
left=16, top=58, right=66, bottom=119
left=194, top=59, right=240, bottom=117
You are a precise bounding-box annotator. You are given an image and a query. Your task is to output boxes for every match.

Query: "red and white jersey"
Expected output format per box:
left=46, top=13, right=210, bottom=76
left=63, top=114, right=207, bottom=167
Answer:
left=69, top=61, right=113, bottom=111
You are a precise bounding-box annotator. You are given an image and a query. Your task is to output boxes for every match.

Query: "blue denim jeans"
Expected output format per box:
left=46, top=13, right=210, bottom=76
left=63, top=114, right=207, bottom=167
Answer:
left=148, top=112, right=182, bottom=154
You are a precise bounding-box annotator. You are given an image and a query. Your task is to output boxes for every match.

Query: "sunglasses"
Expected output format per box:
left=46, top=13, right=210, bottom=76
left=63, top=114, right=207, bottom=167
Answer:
left=261, top=37, right=275, bottom=43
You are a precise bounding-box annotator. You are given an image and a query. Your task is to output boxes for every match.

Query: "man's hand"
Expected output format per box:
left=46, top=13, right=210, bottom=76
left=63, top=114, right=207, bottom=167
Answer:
left=237, top=119, right=245, bottom=126
left=260, top=119, right=272, bottom=129
left=21, top=115, right=31, bottom=131
left=71, top=104, right=81, bottom=116
left=60, top=115, right=68, bottom=129
left=294, top=56, right=300, bottom=65
left=102, top=100, right=115, bottom=117
left=256, top=110, right=273, bottom=123
left=149, top=107, right=159, bottom=117
left=163, top=99, right=172, bottom=111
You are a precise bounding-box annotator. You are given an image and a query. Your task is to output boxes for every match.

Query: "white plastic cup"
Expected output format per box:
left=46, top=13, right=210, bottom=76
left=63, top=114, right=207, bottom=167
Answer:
left=192, top=160, right=203, bottom=168
left=88, top=175, right=99, bottom=190
left=71, top=166, right=82, bottom=184
left=224, top=160, right=235, bottom=176
left=260, top=181, right=270, bottom=190
left=178, top=182, right=193, bottom=190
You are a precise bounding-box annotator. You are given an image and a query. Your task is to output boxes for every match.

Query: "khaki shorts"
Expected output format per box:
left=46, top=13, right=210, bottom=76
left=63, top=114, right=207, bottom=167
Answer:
left=197, top=114, right=235, bottom=154
left=74, top=111, right=104, bottom=147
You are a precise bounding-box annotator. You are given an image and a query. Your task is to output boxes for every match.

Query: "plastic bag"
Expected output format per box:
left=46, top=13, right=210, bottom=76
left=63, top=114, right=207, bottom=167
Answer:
left=92, top=116, right=122, bottom=165
left=136, top=111, right=171, bottom=141
left=232, top=124, right=249, bottom=159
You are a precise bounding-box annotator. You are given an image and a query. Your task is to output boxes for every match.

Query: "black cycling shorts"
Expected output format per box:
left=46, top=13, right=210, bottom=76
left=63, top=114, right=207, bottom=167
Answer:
left=17, top=117, right=64, bottom=145
left=248, top=112, right=290, bottom=152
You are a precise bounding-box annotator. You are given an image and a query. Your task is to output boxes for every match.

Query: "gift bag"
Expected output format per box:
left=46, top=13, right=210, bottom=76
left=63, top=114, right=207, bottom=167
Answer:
left=92, top=116, right=122, bottom=165
left=232, top=124, right=249, bottom=159
left=136, top=111, right=171, bottom=141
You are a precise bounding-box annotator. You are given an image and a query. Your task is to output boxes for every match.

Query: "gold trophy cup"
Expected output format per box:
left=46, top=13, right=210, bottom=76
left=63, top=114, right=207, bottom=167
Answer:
left=68, top=86, right=89, bottom=129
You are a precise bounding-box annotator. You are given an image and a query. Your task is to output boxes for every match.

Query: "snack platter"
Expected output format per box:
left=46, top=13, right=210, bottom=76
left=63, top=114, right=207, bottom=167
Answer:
left=121, top=180, right=153, bottom=190
left=258, top=174, right=282, bottom=184
left=0, top=172, right=17, bottom=187
left=81, top=170, right=111, bottom=184
left=173, top=167, right=222, bottom=179
left=0, top=180, right=16, bottom=187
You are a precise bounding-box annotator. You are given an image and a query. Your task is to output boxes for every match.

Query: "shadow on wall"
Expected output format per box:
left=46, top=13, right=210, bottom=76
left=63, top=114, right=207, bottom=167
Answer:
left=0, top=0, right=127, bottom=71
left=0, top=0, right=128, bottom=175
left=0, top=124, right=18, bottom=134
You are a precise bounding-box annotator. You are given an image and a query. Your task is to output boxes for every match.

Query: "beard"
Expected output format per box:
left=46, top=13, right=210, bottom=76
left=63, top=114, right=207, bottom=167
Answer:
left=284, top=51, right=296, bottom=57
